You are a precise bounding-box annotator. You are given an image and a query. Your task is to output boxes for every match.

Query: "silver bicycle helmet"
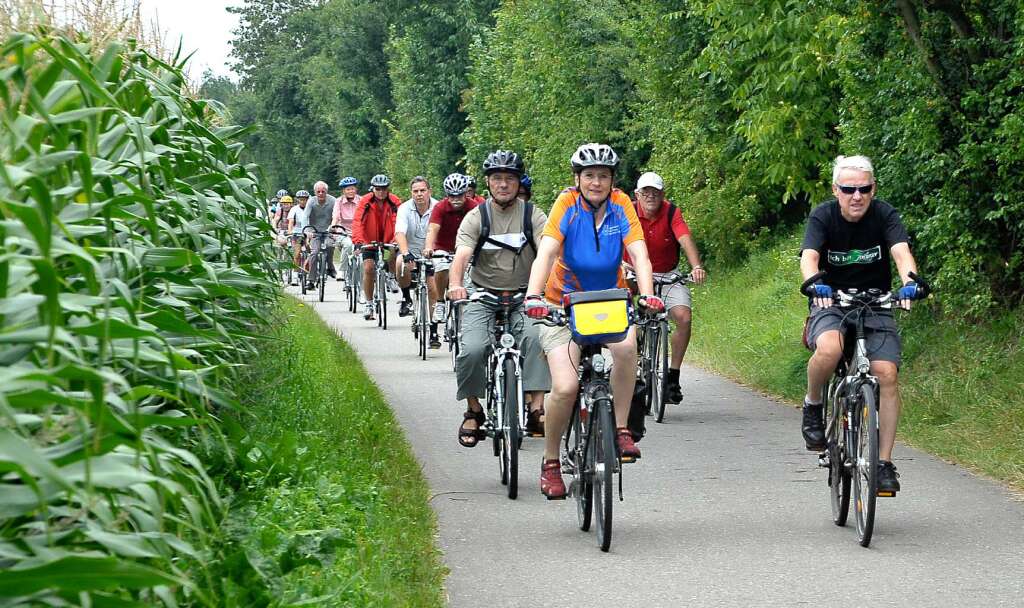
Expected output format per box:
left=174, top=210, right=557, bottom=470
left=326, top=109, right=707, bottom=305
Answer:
left=370, top=174, right=391, bottom=188
left=482, top=150, right=524, bottom=176
left=295, top=189, right=310, bottom=199
left=443, top=173, right=470, bottom=196
left=570, top=143, right=620, bottom=173
left=276, top=189, right=289, bottom=198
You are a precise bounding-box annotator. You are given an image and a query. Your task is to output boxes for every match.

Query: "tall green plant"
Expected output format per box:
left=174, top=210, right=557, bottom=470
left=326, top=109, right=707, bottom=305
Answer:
left=0, top=30, right=275, bottom=605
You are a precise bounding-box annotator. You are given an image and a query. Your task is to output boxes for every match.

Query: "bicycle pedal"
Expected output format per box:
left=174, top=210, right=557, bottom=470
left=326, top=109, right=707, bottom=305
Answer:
left=877, top=490, right=897, bottom=498
left=619, top=455, right=637, bottom=464
left=817, top=453, right=830, bottom=468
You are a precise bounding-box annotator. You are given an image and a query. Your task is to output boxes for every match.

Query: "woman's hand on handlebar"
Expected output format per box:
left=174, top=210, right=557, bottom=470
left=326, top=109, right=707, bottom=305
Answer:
left=524, top=295, right=549, bottom=319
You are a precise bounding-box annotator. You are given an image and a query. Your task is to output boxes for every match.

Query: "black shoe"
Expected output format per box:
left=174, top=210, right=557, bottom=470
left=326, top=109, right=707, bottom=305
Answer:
left=666, top=381, right=683, bottom=404
left=801, top=399, right=825, bottom=451
left=429, top=334, right=442, bottom=349
left=305, top=282, right=315, bottom=290
left=399, top=300, right=413, bottom=317
left=327, top=269, right=337, bottom=278
left=878, top=460, right=901, bottom=494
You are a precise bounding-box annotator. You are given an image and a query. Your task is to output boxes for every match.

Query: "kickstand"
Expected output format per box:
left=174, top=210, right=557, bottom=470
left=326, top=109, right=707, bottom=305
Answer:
left=618, top=458, right=624, bottom=501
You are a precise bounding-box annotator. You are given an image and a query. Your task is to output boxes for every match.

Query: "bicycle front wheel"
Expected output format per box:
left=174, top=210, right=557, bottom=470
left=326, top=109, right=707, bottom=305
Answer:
left=318, top=255, right=326, bottom=302
left=377, top=272, right=388, bottom=329
left=419, top=291, right=428, bottom=360
left=500, top=357, right=520, bottom=499
left=572, top=401, right=592, bottom=532
left=650, top=325, right=667, bottom=423
left=853, top=383, right=879, bottom=547
left=592, top=396, right=615, bottom=552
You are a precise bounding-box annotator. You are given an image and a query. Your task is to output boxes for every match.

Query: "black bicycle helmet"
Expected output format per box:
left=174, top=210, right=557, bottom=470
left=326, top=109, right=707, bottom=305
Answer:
left=482, top=150, right=524, bottom=176
left=370, top=174, right=391, bottom=188
left=443, top=173, right=470, bottom=196
left=466, top=175, right=477, bottom=189
left=570, top=143, right=619, bottom=173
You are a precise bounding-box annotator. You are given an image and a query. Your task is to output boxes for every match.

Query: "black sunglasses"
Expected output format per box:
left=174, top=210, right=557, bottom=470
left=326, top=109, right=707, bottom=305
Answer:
left=837, top=184, right=873, bottom=195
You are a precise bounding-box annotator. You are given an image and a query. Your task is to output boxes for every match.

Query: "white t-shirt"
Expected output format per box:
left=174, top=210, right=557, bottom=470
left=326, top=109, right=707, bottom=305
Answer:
left=395, top=198, right=438, bottom=254
left=287, top=205, right=309, bottom=235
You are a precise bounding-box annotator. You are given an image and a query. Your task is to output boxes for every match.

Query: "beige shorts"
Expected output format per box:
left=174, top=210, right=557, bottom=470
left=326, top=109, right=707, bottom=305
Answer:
left=538, top=322, right=573, bottom=354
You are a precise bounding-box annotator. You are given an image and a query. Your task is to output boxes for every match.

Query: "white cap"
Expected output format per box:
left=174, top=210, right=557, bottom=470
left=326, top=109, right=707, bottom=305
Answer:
left=636, top=171, right=664, bottom=191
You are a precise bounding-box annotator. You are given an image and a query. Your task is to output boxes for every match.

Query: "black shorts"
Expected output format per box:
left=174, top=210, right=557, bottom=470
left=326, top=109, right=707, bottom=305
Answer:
left=806, top=306, right=902, bottom=366
left=361, top=249, right=383, bottom=262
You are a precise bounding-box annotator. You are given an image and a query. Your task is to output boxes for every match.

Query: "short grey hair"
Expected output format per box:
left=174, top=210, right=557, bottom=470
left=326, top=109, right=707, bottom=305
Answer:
left=313, top=181, right=328, bottom=192
left=832, top=155, right=875, bottom=184
left=410, top=176, right=430, bottom=188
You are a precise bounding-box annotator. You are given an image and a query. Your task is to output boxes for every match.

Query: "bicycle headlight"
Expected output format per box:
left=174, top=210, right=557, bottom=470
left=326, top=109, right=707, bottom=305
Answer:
left=500, top=333, right=515, bottom=349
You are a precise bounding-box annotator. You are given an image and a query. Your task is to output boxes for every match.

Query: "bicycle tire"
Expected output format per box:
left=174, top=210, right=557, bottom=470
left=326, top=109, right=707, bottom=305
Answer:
left=378, top=271, right=388, bottom=329
left=573, top=400, right=593, bottom=532
left=651, top=325, right=667, bottom=423
left=853, top=383, right=879, bottom=547
left=419, top=288, right=428, bottom=360
left=592, top=394, right=615, bottom=552
left=825, top=375, right=851, bottom=527
left=317, top=254, right=326, bottom=303
left=449, top=305, right=461, bottom=372
left=500, top=357, right=520, bottom=499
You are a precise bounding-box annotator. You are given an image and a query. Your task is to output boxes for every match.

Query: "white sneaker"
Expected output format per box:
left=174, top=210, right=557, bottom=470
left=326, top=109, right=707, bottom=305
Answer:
left=387, top=275, right=400, bottom=293
left=363, top=302, right=375, bottom=320
left=433, top=302, right=446, bottom=322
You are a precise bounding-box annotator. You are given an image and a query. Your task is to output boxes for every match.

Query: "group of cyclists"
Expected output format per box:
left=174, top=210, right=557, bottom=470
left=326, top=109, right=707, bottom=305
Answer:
left=268, top=146, right=927, bottom=503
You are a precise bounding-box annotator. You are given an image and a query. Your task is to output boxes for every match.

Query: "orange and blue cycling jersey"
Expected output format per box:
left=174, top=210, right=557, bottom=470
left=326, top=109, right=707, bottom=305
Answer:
left=543, top=187, right=645, bottom=304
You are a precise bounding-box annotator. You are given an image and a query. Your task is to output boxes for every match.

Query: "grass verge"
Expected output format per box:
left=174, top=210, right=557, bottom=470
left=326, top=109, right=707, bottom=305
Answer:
left=688, top=233, right=1024, bottom=491
left=209, top=296, right=446, bottom=606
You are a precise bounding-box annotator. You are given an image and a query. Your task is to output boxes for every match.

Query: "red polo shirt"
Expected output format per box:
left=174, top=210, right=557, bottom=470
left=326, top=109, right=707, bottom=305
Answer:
left=626, top=200, right=690, bottom=273
left=429, top=196, right=481, bottom=251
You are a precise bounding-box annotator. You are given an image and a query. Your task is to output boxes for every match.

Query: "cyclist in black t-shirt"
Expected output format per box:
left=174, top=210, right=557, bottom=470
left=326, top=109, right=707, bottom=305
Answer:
left=799, top=155, right=924, bottom=494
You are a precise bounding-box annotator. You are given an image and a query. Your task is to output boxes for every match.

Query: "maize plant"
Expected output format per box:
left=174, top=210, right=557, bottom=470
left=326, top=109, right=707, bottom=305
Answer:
left=0, top=29, right=275, bottom=606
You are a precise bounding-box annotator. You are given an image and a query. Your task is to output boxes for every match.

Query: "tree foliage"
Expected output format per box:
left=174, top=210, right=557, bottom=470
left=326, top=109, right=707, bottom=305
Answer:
left=215, top=0, right=1024, bottom=312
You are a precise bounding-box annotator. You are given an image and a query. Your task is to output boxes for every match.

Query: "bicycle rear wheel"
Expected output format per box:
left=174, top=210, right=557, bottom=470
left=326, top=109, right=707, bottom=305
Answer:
left=853, top=383, right=879, bottom=547
left=825, top=376, right=850, bottom=527
left=572, top=401, right=592, bottom=531
left=448, top=305, right=461, bottom=372
left=499, top=358, right=520, bottom=499
left=592, top=396, right=615, bottom=552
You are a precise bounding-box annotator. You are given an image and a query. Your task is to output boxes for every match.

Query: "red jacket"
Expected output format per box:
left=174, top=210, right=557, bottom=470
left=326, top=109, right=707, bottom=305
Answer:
left=352, top=192, right=400, bottom=245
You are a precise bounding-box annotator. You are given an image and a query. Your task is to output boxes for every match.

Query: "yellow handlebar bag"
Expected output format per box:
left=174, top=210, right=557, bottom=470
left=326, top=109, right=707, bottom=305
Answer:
left=566, top=288, right=632, bottom=346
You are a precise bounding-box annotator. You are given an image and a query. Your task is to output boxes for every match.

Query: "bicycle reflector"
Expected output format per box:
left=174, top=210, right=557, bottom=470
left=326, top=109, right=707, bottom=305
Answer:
left=566, top=288, right=632, bottom=346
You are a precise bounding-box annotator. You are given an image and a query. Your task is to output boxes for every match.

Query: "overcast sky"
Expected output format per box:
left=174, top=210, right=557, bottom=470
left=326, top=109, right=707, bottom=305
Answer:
left=140, top=0, right=241, bottom=79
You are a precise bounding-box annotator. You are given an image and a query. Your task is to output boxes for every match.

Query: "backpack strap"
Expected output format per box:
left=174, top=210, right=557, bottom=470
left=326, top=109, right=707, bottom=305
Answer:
left=473, top=201, right=536, bottom=261
left=523, top=202, right=537, bottom=255
left=666, top=203, right=681, bottom=260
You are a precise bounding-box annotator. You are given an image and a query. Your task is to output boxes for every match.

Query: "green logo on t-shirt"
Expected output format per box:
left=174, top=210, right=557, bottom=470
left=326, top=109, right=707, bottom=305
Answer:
left=828, top=246, right=881, bottom=266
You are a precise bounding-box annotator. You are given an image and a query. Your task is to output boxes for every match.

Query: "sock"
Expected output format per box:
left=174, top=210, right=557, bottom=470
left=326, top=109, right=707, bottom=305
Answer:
left=430, top=322, right=439, bottom=336
left=668, top=368, right=681, bottom=384
left=804, top=393, right=823, bottom=406
left=401, top=287, right=411, bottom=302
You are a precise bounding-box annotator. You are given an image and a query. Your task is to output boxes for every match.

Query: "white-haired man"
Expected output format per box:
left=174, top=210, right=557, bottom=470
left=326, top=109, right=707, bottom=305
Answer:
left=800, top=155, right=925, bottom=494
left=305, top=181, right=338, bottom=286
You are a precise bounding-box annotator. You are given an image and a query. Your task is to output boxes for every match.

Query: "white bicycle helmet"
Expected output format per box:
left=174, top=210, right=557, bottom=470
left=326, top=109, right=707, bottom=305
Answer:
left=570, top=143, right=619, bottom=173
left=443, top=173, right=470, bottom=196
left=370, top=174, right=391, bottom=188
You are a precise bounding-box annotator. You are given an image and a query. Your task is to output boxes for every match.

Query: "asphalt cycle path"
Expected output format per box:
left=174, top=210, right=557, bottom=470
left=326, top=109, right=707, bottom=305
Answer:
left=292, top=284, right=1024, bottom=607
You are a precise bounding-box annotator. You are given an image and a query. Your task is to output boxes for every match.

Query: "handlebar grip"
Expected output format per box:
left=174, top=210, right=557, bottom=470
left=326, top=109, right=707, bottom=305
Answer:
left=800, top=271, right=827, bottom=296
left=907, top=271, right=932, bottom=299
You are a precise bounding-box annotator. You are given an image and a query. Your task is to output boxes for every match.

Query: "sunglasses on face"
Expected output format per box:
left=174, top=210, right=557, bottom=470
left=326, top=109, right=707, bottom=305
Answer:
left=837, top=184, right=873, bottom=195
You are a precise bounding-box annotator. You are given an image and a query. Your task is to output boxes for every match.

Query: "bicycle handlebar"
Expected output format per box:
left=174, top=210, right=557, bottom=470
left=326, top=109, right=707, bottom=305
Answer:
left=800, top=270, right=932, bottom=300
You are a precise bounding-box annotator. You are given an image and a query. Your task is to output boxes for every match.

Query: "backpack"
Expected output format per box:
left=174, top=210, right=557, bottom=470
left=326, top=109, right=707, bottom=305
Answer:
left=472, top=201, right=537, bottom=262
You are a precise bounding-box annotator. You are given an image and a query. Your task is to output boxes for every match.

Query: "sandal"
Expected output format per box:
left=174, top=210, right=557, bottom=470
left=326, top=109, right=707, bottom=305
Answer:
left=458, top=408, right=486, bottom=448
left=525, top=407, right=545, bottom=437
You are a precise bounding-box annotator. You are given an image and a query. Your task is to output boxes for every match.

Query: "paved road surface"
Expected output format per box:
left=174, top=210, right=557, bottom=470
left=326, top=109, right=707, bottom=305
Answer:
left=296, top=285, right=1024, bottom=607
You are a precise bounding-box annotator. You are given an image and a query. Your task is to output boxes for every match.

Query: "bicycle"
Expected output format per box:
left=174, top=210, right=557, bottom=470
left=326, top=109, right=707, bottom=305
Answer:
left=536, top=288, right=640, bottom=552
left=275, top=234, right=294, bottom=287
left=362, top=242, right=399, bottom=329
left=344, top=239, right=363, bottom=313
left=292, top=234, right=309, bottom=295
left=458, top=290, right=528, bottom=499
left=303, top=226, right=347, bottom=303
left=634, top=271, right=693, bottom=424
left=408, top=255, right=435, bottom=360
left=800, top=270, right=929, bottom=547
